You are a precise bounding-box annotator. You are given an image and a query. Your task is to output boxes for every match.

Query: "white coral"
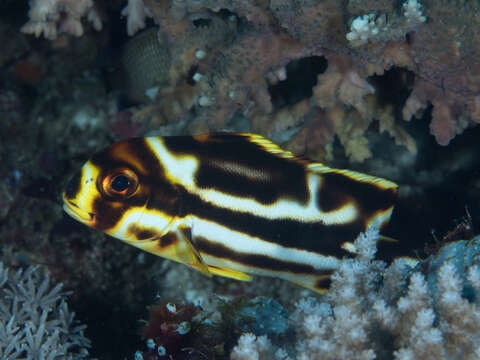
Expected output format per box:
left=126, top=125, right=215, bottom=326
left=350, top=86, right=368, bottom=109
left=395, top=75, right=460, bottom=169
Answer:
left=230, top=333, right=275, bottom=360
left=291, top=228, right=382, bottom=360
left=229, top=231, right=480, bottom=359
left=21, top=0, right=102, bottom=39
left=403, top=0, right=426, bottom=24
left=289, top=231, right=480, bottom=360
left=347, top=1, right=426, bottom=46
left=346, top=14, right=380, bottom=46
left=0, top=262, right=90, bottom=359
left=121, top=0, right=154, bottom=36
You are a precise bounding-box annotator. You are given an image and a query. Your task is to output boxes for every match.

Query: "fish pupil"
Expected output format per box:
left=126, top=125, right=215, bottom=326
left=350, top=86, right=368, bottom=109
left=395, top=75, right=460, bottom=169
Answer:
left=111, top=175, right=130, bottom=192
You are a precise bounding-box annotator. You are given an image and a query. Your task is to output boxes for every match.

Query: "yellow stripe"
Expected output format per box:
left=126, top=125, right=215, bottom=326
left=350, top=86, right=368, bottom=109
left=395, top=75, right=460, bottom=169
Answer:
left=76, top=162, right=101, bottom=212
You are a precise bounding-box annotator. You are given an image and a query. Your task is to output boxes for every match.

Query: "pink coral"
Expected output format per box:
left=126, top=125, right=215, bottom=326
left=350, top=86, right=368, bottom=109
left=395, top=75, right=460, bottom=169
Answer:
left=430, top=102, right=457, bottom=146
left=403, top=78, right=471, bottom=146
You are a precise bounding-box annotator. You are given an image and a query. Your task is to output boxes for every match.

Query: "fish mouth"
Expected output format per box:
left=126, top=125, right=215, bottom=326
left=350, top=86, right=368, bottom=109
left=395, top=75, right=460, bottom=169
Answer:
left=62, top=195, right=95, bottom=225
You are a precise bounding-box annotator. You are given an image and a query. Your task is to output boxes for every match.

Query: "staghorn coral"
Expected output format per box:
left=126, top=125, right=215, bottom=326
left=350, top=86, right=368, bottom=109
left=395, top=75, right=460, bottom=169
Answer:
left=0, top=262, right=90, bottom=359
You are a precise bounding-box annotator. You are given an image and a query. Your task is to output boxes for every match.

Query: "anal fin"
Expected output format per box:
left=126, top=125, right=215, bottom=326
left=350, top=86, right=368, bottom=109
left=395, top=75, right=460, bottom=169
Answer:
left=207, top=265, right=252, bottom=281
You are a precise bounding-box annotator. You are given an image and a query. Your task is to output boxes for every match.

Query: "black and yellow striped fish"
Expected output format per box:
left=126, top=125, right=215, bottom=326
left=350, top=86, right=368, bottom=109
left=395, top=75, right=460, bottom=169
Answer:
left=62, top=133, right=397, bottom=293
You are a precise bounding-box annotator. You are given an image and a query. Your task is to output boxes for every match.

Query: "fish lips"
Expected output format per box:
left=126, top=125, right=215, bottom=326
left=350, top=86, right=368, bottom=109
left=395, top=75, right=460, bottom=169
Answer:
left=62, top=195, right=95, bottom=225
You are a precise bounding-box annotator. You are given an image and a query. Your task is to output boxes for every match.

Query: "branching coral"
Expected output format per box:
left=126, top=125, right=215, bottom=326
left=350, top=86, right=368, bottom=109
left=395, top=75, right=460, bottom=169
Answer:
left=231, top=231, right=480, bottom=359
left=0, top=262, right=90, bottom=359
left=285, top=233, right=480, bottom=360
left=134, top=0, right=477, bottom=160
left=21, top=0, right=480, bottom=155
left=22, top=0, right=102, bottom=39
left=346, top=0, right=426, bottom=47
left=230, top=333, right=277, bottom=360
left=350, top=0, right=480, bottom=146
left=122, top=0, right=153, bottom=36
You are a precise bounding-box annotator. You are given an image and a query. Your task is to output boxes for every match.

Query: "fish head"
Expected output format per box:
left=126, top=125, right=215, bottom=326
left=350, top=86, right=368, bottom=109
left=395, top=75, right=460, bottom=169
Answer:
left=62, top=138, right=171, bottom=242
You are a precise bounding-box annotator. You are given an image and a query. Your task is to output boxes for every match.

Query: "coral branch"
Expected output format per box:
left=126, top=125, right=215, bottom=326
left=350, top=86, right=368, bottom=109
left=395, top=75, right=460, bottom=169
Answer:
left=22, top=0, right=102, bottom=40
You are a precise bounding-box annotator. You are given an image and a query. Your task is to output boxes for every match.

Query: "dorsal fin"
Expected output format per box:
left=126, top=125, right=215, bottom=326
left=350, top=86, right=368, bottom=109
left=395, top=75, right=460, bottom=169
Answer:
left=209, top=132, right=398, bottom=191
left=202, top=132, right=307, bottom=161
left=307, top=163, right=398, bottom=190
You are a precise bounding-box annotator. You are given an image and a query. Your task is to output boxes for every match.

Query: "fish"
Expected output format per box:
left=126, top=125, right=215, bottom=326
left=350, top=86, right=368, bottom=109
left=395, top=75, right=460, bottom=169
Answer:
left=62, top=132, right=398, bottom=293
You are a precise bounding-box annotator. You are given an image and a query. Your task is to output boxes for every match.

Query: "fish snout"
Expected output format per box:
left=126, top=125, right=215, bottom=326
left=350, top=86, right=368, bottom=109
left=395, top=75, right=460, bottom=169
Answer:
left=62, top=193, right=95, bottom=225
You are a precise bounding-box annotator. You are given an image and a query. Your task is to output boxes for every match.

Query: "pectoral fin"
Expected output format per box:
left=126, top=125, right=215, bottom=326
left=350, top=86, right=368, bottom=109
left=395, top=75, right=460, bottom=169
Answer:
left=379, top=235, right=399, bottom=243
left=176, top=226, right=212, bottom=277
left=341, top=235, right=399, bottom=255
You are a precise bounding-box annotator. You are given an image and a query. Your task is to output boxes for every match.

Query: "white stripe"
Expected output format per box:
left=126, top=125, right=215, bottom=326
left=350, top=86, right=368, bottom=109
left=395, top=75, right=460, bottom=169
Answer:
left=146, top=137, right=357, bottom=224
left=136, top=210, right=173, bottom=232
left=191, top=216, right=341, bottom=271
left=209, top=159, right=272, bottom=182
left=195, top=174, right=357, bottom=224
left=109, top=208, right=149, bottom=241
left=146, top=137, right=198, bottom=187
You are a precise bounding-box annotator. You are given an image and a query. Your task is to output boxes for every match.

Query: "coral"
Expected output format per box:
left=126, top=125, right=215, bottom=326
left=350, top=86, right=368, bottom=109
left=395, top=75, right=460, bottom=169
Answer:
left=397, top=1, right=480, bottom=145
left=230, top=333, right=276, bottom=360
left=403, top=78, right=470, bottom=146
left=290, top=227, right=382, bottom=360
left=21, top=0, right=102, bottom=40
left=194, top=29, right=307, bottom=129
left=420, top=231, right=479, bottom=301
left=134, top=296, right=289, bottom=360
left=235, top=297, right=289, bottom=338
left=228, top=232, right=480, bottom=360
left=19, top=0, right=480, bottom=155
left=136, top=300, right=198, bottom=360
left=0, top=262, right=90, bottom=359
left=130, top=0, right=422, bottom=161
left=346, top=0, right=426, bottom=47
left=122, top=0, right=153, bottom=36
left=285, top=232, right=480, bottom=360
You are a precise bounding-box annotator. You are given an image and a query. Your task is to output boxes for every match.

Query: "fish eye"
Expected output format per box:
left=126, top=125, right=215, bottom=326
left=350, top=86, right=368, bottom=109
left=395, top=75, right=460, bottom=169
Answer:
left=111, top=175, right=130, bottom=192
left=102, top=168, right=139, bottom=198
